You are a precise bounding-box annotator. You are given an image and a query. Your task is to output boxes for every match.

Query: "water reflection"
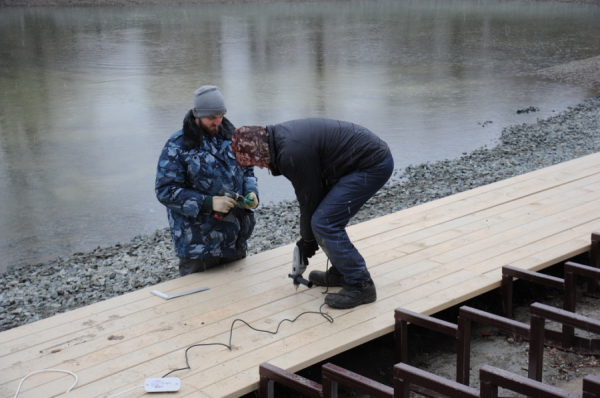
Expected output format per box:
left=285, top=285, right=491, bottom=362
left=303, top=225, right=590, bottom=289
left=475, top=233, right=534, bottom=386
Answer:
left=1, top=0, right=599, bottom=272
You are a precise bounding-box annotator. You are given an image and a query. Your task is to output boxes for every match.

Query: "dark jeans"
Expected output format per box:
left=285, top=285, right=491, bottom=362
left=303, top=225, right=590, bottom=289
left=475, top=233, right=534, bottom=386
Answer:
left=178, top=251, right=246, bottom=277
left=312, top=152, right=394, bottom=285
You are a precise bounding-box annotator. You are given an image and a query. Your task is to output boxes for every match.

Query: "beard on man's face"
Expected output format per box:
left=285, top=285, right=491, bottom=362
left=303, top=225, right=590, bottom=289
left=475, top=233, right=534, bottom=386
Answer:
left=199, top=120, right=219, bottom=136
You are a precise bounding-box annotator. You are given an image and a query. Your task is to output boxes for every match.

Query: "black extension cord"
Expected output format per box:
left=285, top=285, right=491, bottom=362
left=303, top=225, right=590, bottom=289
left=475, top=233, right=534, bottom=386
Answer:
left=163, top=261, right=334, bottom=378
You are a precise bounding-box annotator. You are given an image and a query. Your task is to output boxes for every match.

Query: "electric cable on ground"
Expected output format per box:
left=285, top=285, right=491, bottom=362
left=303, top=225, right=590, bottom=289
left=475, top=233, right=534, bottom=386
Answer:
left=14, top=369, right=78, bottom=398
left=162, top=302, right=334, bottom=378
left=15, top=260, right=335, bottom=396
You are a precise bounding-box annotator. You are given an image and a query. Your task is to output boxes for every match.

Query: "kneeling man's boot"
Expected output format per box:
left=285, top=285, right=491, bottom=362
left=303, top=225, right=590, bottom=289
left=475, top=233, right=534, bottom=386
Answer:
left=324, top=279, right=376, bottom=309
left=309, top=266, right=345, bottom=287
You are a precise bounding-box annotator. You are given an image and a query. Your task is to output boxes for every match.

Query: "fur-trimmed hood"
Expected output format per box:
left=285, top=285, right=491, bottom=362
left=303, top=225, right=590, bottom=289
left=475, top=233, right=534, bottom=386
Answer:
left=181, top=109, right=234, bottom=149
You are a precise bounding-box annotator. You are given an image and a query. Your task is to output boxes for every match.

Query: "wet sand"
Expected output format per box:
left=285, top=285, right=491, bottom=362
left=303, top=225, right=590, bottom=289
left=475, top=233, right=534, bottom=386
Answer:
left=535, top=55, right=600, bottom=90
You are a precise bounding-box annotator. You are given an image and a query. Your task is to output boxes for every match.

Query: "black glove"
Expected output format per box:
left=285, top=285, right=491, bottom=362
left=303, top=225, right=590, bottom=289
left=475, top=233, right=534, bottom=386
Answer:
left=296, top=239, right=319, bottom=264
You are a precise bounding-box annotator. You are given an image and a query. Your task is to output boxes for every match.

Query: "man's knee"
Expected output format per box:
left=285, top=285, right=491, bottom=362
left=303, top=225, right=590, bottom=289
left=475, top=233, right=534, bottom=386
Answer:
left=178, top=257, right=220, bottom=276
left=179, top=253, right=246, bottom=276
left=311, top=213, right=329, bottom=240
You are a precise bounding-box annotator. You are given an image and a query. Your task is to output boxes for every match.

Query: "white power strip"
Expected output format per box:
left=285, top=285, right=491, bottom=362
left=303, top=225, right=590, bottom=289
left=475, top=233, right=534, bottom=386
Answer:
left=144, top=377, right=181, bottom=392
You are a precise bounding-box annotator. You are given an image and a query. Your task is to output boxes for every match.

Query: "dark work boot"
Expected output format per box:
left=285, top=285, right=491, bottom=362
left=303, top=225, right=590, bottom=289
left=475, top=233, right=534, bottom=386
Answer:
left=308, top=266, right=345, bottom=287
left=324, top=279, right=377, bottom=309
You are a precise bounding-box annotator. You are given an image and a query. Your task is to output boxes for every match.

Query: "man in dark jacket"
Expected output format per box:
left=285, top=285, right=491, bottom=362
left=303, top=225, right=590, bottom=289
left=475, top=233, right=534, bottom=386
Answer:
left=155, top=86, right=259, bottom=276
left=231, top=119, right=393, bottom=309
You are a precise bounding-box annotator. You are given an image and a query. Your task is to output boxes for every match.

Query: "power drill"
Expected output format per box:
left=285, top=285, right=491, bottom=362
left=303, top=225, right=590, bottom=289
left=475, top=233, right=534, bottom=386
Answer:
left=289, top=246, right=313, bottom=290
left=214, top=188, right=255, bottom=220
left=218, top=187, right=245, bottom=206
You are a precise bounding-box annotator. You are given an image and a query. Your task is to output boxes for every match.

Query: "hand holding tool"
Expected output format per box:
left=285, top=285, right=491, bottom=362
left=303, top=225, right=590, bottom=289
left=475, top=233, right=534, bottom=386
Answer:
left=296, top=239, right=318, bottom=264
left=289, top=245, right=313, bottom=290
left=213, top=188, right=244, bottom=219
left=213, top=196, right=236, bottom=214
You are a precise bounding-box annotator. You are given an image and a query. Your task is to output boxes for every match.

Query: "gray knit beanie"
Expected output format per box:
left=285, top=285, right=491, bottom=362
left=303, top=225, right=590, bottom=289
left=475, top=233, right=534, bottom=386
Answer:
left=192, top=85, right=227, bottom=118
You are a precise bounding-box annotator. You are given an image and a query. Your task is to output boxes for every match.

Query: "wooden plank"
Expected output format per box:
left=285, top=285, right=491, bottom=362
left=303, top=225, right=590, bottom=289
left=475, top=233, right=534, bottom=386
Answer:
left=306, top=173, right=600, bottom=284
left=0, top=248, right=296, bottom=357
left=197, top=270, right=482, bottom=397
left=1, top=279, right=310, bottom=395
left=29, top=258, right=442, bottom=397
left=348, top=154, right=600, bottom=242
left=429, top=199, right=600, bottom=264
left=3, top=153, right=600, bottom=398
left=350, top=164, right=600, bottom=257
left=379, top=180, right=600, bottom=258
left=0, top=266, right=286, bottom=363
left=0, top=243, right=295, bottom=346
left=355, top=211, right=600, bottom=292
left=188, top=267, right=476, bottom=388
left=438, top=214, right=600, bottom=275
left=355, top=175, right=600, bottom=253
left=1, top=277, right=285, bottom=382
left=493, top=231, right=594, bottom=273
left=59, top=296, right=330, bottom=398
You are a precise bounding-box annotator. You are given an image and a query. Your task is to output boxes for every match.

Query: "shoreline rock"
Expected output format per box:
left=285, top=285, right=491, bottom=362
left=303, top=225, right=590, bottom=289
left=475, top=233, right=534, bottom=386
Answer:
left=1, top=95, right=599, bottom=332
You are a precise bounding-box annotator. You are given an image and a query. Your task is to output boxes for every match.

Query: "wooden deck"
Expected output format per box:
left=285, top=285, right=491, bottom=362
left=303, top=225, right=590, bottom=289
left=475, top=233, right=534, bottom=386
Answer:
left=3, top=152, right=600, bottom=398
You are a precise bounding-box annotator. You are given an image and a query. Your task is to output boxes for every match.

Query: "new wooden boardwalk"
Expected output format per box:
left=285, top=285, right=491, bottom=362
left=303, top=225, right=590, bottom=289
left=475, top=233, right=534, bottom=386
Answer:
left=3, top=152, right=600, bottom=398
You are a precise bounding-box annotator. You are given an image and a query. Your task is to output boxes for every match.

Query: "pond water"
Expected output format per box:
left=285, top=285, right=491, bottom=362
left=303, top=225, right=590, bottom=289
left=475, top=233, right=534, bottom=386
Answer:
left=1, top=0, right=600, bottom=272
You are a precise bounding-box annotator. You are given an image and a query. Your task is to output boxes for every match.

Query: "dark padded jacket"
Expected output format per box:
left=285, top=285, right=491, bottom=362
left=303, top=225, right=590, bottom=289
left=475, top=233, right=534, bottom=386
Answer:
left=266, top=118, right=390, bottom=241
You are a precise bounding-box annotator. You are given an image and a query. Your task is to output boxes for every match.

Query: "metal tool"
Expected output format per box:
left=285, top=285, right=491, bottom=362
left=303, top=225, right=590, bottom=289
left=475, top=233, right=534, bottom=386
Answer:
left=151, top=287, right=209, bottom=300
left=288, top=246, right=313, bottom=290
left=218, top=187, right=246, bottom=205
left=214, top=187, right=252, bottom=220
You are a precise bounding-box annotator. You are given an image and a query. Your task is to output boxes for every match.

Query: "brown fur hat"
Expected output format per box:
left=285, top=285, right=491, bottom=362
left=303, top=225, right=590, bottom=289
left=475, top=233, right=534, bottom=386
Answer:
left=231, top=126, right=271, bottom=169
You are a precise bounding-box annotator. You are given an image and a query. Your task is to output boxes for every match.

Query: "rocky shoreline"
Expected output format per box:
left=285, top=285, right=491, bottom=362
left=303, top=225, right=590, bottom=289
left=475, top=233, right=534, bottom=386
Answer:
left=1, top=95, right=599, bottom=332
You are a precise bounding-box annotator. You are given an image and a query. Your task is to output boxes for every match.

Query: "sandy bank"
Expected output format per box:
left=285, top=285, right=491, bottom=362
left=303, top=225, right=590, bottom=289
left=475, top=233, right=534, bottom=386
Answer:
left=536, top=55, right=600, bottom=90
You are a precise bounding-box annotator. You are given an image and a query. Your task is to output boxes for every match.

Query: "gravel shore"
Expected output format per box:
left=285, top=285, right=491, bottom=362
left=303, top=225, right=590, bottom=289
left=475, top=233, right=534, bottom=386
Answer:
left=1, top=94, right=599, bottom=332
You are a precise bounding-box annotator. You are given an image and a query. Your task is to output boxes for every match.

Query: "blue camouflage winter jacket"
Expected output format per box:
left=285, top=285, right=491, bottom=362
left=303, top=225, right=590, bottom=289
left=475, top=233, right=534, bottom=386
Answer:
left=155, top=111, right=258, bottom=259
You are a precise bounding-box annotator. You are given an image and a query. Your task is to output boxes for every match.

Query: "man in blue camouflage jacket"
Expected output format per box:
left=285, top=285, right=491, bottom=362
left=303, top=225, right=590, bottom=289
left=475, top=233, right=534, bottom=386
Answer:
left=155, top=86, right=259, bottom=276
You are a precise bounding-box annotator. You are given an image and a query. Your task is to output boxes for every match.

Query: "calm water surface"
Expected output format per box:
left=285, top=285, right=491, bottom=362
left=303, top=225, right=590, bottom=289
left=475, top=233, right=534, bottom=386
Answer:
left=1, top=0, right=600, bottom=272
